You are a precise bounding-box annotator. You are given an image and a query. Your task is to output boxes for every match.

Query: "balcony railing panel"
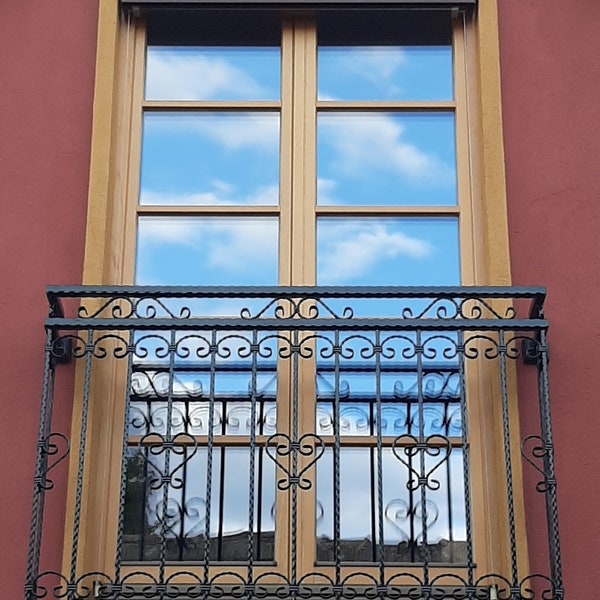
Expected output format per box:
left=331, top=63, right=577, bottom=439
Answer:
left=26, top=286, right=562, bottom=600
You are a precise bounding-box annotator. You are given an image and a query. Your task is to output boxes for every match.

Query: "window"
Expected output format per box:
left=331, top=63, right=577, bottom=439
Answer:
left=45, top=1, right=549, bottom=598
left=115, top=4, right=482, bottom=579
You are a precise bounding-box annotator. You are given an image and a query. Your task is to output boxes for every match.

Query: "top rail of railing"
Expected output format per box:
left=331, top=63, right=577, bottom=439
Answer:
left=45, top=285, right=547, bottom=331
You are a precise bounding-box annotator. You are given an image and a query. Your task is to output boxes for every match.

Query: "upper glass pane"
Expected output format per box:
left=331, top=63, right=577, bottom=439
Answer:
left=139, top=112, right=279, bottom=206
left=145, top=47, right=280, bottom=101
left=319, top=47, right=452, bottom=101
left=317, top=112, right=457, bottom=206
left=318, top=10, right=453, bottom=101
left=145, top=10, right=281, bottom=101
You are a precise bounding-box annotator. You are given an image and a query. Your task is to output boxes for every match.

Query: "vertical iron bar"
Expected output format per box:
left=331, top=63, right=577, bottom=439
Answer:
left=375, top=330, right=385, bottom=584
left=537, top=329, right=563, bottom=591
left=408, top=395, right=416, bottom=563
left=114, top=330, right=135, bottom=582
left=140, top=447, right=150, bottom=561
left=217, top=447, right=226, bottom=561
left=333, top=330, right=341, bottom=585
left=416, top=329, right=429, bottom=583
left=68, top=328, right=95, bottom=597
left=203, top=329, right=218, bottom=583
left=444, top=397, right=454, bottom=547
left=179, top=434, right=188, bottom=561
left=458, top=331, right=474, bottom=586
left=25, top=329, right=57, bottom=599
left=290, top=328, right=299, bottom=586
left=369, top=447, right=376, bottom=563
left=157, top=329, right=177, bottom=594
left=257, top=446, right=264, bottom=561
left=247, top=329, right=259, bottom=584
left=498, top=330, right=519, bottom=587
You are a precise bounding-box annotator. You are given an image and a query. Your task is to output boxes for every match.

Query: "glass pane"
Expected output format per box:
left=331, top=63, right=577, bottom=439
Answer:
left=136, top=216, right=278, bottom=286
left=381, top=448, right=466, bottom=563
left=316, top=336, right=463, bottom=438
left=318, top=10, right=452, bottom=101
left=146, top=46, right=280, bottom=101
left=129, top=346, right=278, bottom=438
left=317, top=113, right=456, bottom=206
left=318, top=47, right=452, bottom=101
left=140, top=112, right=279, bottom=206
left=316, top=448, right=375, bottom=562
left=122, top=446, right=275, bottom=562
left=317, top=217, right=460, bottom=286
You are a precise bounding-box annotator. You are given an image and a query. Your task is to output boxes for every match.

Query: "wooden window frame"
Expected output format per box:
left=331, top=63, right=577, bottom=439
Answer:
left=67, top=0, right=528, bottom=588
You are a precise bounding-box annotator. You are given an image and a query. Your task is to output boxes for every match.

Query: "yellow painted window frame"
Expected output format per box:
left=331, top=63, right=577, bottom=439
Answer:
left=65, top=0, right=528, bottom=586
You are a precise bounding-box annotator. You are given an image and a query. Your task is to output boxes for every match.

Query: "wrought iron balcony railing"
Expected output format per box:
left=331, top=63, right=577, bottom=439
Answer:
left=26, top=286, right=562, bottom=600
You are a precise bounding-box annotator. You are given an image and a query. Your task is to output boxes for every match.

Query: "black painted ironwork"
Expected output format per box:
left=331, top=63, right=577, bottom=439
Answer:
left=26, top=286, right=562, bottom=600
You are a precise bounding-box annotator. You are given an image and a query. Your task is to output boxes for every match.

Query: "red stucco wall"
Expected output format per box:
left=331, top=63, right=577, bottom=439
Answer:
left=499, top=0, right=600, bottom=595
left=1, top=0, right=598, bottom=596
left=0, top=0, right=98, bottom=595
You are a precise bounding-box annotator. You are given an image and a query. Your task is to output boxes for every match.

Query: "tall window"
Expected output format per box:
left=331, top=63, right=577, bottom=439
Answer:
left=118, top=6, right=481, bottom=583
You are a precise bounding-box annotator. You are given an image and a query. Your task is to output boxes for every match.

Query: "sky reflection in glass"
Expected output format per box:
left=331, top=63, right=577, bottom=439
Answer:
left=136, top=216, right=278, bottom=286
left=318, top=112, right=456, bottom=206
left=145, top=47, right=280, bottom=101
left=140, top=113, right=279, bottom=206
left=317, top=217, right=459, bottom=286
left=318, top=46, right=452, bottom=101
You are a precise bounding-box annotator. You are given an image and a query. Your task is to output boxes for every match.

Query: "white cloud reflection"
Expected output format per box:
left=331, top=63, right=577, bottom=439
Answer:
left=140, top=183, right=278, bottom=206
left=136, top=217, right=278, bottom=284
left=146, top=49, right=272, bottom=100
left=319, top=114, right=454, bottom=186
left=319, top=47, right=406, bottom=98
left=146, top=112, right=280, bottom=151
left=318, top=221, right=432, bottom=284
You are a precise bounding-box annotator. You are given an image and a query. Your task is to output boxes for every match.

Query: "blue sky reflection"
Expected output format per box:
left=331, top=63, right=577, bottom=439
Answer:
left=318, top=46, right=453, bottom=101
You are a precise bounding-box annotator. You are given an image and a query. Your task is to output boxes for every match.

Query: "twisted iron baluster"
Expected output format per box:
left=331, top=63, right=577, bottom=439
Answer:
left=416, top=329, right=430, bottom=583
left=333, top=329, right=341, bottom=587
left=498, top=330, right=518, bottom=588
left=203, top=330, right=218, bottom=590
left=290, top=328, right=299, bottom=586
left=375, top=330, right=385, bottom=585
left=247, top=329, right=259, bottom=588
left=68, top=328, right=94, bottom=599
left=114, top=330, right=135, bottom=586
left=537, top=329, right=563, bottom=594
left=157, top=329, right=177, bottom=598
left=458, top=331, right=475, bottom=586
left=25, top=329, right=57, bottom=599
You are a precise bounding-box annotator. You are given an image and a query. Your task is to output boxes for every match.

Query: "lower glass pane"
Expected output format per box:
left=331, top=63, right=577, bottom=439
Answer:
left=315, top=447, right=466, bottom=564
left=317, top=217, right=459, bottom=287
left=136, top=216, right=279, bottom=287
left=122, top=446, right=276, bottom=562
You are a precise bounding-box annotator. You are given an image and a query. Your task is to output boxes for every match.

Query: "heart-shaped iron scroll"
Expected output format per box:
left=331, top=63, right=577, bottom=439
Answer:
left=391, top=434, right=452, bottom=491
left=265, top=433, right=325, bottom=491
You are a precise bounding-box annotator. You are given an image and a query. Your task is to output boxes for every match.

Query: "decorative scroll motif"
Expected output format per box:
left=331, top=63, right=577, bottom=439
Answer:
left=71, top=292, right=526, bottom=323
left=265, top=433, right=325, bottom=490
left=138, top=433, right=198, bottom=491
left=34, top=433, right=70, bottom=491
left=27, top=286, right=561, bottom=600
left=521, top=435, right=556, bottom=493
left=29, top=571, right=564, bottom=600
left=398, top=297, right=517, bottom=320
left=384, top=498, right=440, bottom=543
left=78, top=296, right=194, bottom=320
left=392, top=435, right=453, bottom=491
left=241, top=296, right=354, bottom=320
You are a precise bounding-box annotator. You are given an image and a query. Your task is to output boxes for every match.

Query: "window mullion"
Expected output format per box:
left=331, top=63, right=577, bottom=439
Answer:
left=290, top=15, right=317, bottom=287
left=287, top=15, right=318, bottom=582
